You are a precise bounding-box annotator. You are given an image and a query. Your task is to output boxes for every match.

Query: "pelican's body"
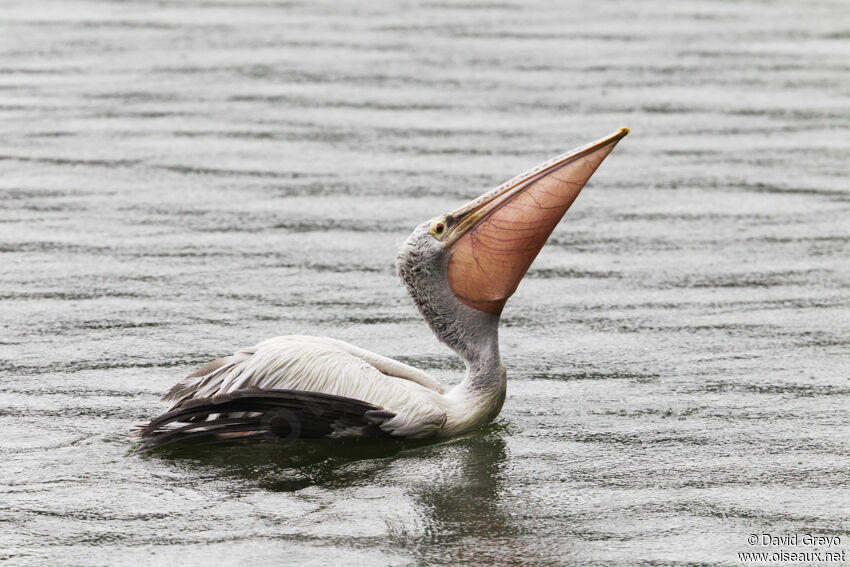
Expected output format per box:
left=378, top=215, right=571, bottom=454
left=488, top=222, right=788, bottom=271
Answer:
left=159, top=334, right=503, bottom=438
left=138, top=129, right=628, bottom=449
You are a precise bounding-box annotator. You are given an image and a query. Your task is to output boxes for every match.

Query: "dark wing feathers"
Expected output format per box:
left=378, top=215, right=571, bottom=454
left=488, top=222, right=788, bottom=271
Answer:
left=136, top=389, right=396, bottom=452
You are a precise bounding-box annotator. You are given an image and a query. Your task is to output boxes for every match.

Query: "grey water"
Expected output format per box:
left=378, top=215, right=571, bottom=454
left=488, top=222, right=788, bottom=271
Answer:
left=1, top=0, right=849, bottom=565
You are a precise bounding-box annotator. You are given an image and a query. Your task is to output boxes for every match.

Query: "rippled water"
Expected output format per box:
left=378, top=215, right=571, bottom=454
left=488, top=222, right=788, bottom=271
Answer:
left=1, top=0, right=849, bottom=565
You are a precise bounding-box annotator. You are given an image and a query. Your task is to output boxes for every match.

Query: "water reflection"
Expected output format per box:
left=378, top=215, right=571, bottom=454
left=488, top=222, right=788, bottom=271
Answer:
left=145, top=425, right=522, bottom=563
left=392, top=427, right=523, bottom=566
left=146, top=436, right=414, bottom=491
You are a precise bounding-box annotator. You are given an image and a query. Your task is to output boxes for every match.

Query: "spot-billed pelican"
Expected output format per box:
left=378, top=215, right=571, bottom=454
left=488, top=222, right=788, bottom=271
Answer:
left=137, top=128, right=628, bottom=450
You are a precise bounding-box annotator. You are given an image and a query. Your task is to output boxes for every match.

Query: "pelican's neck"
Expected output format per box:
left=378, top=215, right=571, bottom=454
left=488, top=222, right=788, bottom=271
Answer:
left=395, top=233, right=507, bottom=426
left=453, top=313, right=503, bottom=391
left=447, top=313, right=507, bottom=428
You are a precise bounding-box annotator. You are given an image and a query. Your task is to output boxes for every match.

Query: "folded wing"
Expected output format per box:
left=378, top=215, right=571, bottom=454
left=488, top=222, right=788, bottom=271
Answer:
left=145, top=335, right=448, bottom=445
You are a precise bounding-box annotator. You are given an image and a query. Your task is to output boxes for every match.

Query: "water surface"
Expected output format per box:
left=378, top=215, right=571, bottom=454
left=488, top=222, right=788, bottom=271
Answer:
left=1, top=0, right=848, bottom=565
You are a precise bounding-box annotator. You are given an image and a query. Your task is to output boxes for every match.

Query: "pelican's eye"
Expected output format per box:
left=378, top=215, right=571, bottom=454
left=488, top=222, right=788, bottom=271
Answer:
left=429, top=217, right=449, bottom=240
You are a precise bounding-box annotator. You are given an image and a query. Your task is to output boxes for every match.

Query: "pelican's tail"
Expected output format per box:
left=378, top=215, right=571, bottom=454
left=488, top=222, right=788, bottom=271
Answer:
left=135, top=389, right=396, bottom=452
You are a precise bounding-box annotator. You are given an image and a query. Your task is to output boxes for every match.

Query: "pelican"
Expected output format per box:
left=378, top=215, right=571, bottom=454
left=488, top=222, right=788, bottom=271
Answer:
left=137, top=128, right=629, bottom=450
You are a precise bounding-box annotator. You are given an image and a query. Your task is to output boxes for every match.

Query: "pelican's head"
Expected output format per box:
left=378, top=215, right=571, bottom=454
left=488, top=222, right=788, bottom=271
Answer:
left=396, top=128, right=629, bottom=361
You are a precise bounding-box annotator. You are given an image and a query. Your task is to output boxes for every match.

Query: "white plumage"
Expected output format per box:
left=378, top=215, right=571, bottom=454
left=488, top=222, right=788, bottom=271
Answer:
left=165, top=336, right=453, bottom=438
